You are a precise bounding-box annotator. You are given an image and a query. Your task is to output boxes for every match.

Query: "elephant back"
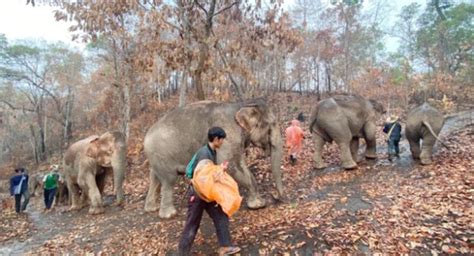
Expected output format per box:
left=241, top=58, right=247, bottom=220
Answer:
left=143, top=99, right=276, bottom=174
left=63, top=135, right=100, bottom=170
left=144, top=101, right=241, bottom=169
left=310, top=95, right=382, bottom=136
left=406, top=103, right=444, bottom=138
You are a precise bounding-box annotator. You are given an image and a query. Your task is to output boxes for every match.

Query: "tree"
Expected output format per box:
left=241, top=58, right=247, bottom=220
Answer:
left=416, top=2, right=473, bottom=76
left=54, top=1, right=149, bottom=140
left=0, top=36, right=84, bottom=162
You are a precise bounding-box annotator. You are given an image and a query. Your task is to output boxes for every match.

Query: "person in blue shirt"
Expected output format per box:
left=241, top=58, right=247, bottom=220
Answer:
left=9, top=168, right=30, bottom=213
left=383, top=115, right=402, bottom=161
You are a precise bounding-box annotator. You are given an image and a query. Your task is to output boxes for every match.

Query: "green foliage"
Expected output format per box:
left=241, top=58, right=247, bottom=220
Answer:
left=416, top=2, right=473, bottom=73
left=393, top=2, right=473, bottom=77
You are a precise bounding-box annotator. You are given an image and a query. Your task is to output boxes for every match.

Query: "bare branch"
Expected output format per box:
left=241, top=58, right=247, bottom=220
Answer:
left=0, top=100, right=34, bottom=112
left=194, top=0, right=209, bottom=16
left=194, top=0, right=208, bottom=16
left=161, top=16, right=182, bottom=32
left=213, top=1, right=239, bottom=18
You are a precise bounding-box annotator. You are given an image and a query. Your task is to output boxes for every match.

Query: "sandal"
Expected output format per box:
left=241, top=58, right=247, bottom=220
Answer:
left=218, top=246, right=241, bottom=255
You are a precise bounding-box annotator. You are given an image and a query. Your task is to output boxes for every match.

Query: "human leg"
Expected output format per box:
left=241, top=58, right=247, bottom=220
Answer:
left=177, top=191, right=206, bottom=255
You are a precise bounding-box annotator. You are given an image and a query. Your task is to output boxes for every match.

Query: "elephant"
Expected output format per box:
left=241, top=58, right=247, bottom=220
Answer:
left=29, top=173, right=44, bottom=197
left=63, top=131, right=126, bottom=214
left=309, top=94, right=385, bottom=169
left=406, top=103, right=448, bottom=165
left=55, top=179, right=69, bottom=205
left=144, top=98, right=284, bottom=219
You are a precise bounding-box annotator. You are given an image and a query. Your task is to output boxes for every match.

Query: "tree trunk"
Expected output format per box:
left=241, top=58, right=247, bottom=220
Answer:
left=326, top=62, right=332, bottom=94
left=193, top=0, right=217, bottom=101
left=29, top=124, right=39, bottom=164
left=433, top=0, right=449, bottom=74
left=179, top=70, right=187, bottom=107
left=316, top=61, right=320, bottom=100
left=122, top=81, right=131, bottom=141
left=36, top=106, right=47, bottom=161
left=63, top=90, right=74, bottom=147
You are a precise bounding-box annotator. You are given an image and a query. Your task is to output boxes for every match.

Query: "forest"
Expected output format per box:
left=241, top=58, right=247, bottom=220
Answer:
left=0, top=0, right=472, bottom=254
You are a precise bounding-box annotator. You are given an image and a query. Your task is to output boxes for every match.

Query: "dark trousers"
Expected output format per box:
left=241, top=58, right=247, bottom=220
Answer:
left=177, top=189, right=231, bottom=255
left=44, top=188, right=57, bottom=209
left=14, top=190, right=30, bottom=213
left=388, top=139, right=400, bottom=156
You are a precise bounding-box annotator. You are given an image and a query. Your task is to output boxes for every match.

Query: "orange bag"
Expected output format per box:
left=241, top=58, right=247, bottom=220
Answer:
left=192, top=160, right=242, bottom=217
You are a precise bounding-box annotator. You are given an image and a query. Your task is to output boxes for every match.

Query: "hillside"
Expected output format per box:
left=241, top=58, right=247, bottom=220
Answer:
left=0, top=93, right=472, bottom=255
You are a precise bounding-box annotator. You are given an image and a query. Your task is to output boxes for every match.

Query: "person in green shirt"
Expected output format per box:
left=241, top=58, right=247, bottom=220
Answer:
left=43, top=165, right=61, bottom=211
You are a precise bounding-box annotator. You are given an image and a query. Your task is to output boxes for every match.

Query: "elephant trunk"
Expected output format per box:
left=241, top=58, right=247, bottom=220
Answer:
left=270, top=125, right=284, bottom=199
left=112, top=143, right=126, bottom=204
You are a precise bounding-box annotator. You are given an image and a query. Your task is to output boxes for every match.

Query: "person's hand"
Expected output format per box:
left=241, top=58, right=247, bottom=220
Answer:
left=221, top=160, right=229, bottom=171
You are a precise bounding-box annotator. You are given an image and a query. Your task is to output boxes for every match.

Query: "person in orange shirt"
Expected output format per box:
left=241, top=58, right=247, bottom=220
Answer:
left=285, top=119, right=305, bottom=165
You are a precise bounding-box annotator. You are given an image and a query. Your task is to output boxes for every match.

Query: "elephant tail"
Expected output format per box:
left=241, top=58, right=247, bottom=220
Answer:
left=422, top=120, right=450, bottom=149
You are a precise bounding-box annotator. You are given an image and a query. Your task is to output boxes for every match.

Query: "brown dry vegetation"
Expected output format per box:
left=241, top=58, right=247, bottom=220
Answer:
left=0, top=92, right=472, bottom=255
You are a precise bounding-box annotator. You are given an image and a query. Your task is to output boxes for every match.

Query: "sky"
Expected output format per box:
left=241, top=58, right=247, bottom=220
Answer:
left=0, top=0, right=426, bottom=52
left=0, top=0, right=84, bottom=48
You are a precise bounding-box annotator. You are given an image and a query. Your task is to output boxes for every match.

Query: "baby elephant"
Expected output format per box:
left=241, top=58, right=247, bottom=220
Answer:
left=406, top=103, right=449, bottom=165
left=63, top=131, right=126, bottom=214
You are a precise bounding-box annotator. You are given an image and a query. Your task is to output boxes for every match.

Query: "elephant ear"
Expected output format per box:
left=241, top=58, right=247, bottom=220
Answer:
left=85, top=138, right=100, bottom=159
left=235, top=106, right=261, bottom=132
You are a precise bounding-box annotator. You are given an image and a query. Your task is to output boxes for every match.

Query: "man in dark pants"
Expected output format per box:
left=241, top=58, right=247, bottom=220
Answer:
left=43, top=165, right=61, bottom=211
left=178, top=127, right=240, bottom=256
left=9, top=168, right=30, bottom=214
left=383, top=115, right=402, bottom=161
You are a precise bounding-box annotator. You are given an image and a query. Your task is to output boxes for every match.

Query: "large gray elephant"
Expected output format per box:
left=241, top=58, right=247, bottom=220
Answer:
left=63, top=131, right=126, bottom=214
left=144, top=99, right=284, bottom=219
left=406, top=103, right=448, bottom=165
left=309, top=94, right=385, bottom=169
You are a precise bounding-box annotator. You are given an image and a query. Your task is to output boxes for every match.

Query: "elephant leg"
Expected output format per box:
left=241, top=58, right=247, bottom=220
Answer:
left=158, top=180, right=177, bottom=219
left=420, top=136, right=436, bottom=165
left=84, top=173, right=104, bottom=214
left=363, top=122, right=377, bottom=159
left=409, top=139, right=421, bottom=160
left=67, top=179, right=82, bottom=211
left=79, top=188, right=88, bottom=207
left=58, top=185, right=68, bottom=205
left=312, top=135, right=327, bottom=169
left=233, top=158, right=265, bottom=209
left=144, top=170, right=161, bottom=212
left=350, top=138, right=360, bottom=163
left=338, top=140, right=357, bottom=170
left=96, top=172, right=106, bottom=195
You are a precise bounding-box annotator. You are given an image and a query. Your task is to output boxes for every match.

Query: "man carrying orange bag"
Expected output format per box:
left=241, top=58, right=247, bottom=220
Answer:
left=178, top=127, right=241, bottom=256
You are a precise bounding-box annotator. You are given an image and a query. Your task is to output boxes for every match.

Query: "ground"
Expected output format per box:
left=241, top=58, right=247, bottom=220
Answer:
left=0, top=94, right=472, bottom=255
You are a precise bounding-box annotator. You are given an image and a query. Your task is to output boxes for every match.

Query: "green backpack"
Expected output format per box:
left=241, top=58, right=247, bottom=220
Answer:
left=185, top=146, right=212, bottom=179
left=185, top=153, right=198, bottom=179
